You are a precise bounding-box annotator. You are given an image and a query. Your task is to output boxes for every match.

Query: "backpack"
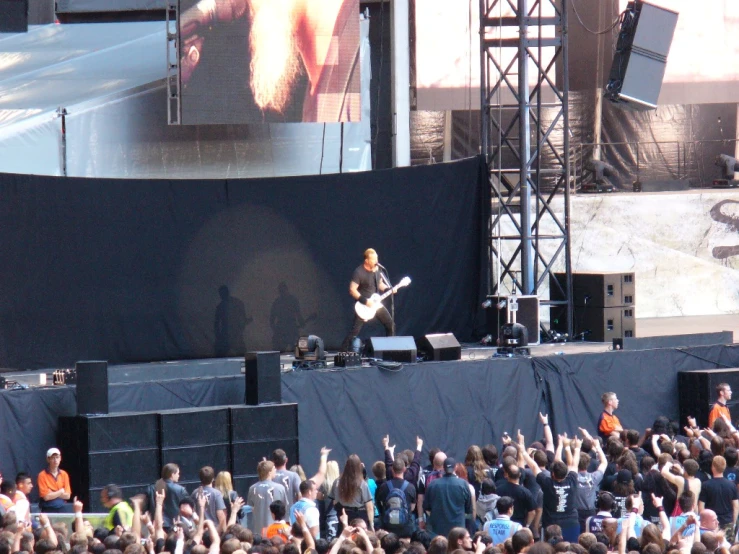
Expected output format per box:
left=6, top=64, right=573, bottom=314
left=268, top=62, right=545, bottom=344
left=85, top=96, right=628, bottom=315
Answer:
left=383, top=481, right=410, bottom=528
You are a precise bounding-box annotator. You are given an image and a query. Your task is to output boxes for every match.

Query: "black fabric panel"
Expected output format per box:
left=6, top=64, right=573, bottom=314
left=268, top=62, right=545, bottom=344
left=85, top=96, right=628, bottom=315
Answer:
left=5, top=344, right=739, bottom=498
left=538, top=345, right=739, bottom=437
left=281, top=357, right=545, bottom=473
left=0, top=158, right=483, bottom=369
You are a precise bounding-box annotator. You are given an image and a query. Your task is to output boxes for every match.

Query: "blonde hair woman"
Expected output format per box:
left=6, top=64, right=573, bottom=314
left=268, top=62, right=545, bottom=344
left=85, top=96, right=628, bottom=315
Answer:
left=215, top=471, right=239, bottom=519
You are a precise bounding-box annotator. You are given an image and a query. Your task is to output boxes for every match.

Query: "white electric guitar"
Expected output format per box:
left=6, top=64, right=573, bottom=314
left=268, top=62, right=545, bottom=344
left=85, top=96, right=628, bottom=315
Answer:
left=354, top=276, right=412, bottom=321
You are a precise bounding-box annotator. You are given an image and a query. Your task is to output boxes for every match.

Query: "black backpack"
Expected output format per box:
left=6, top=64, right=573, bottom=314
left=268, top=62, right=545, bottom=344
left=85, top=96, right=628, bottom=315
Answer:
left=382, top=481, right=410, bottom=527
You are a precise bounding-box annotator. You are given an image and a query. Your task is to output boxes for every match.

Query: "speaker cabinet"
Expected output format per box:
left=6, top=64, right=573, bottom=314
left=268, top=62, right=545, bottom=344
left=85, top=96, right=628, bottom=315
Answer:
left=366, top=336, right=417, bottom=363
left=551, top=305, right=635, bottom=342
left=159, top=407, right=230, bottom=447
left=550, top=272, right=635, bottom=308
left=678, top=369, right=739, bottom=429
left=231, top=404, right=299, bottom=478
left=245, top=351, right=281, bottom=405
left=58, top=413, right=160, bottom=508
left=606, top=0, right=678, bottom=110
left=418, top=333, right=461, bottom=361
left=231, top=404, right=298, bottom=442
left=484, top=295, right=540, bottom=345
left=76, top=361, right=109, bottom=415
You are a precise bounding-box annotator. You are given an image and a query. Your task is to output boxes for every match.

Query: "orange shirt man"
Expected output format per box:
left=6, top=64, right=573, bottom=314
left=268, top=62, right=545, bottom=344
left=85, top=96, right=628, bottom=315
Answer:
left=37, top=447, right=72, bottom=513
left=708, top=383, right=732, bottom=429
left=598, top=392, right=623, bottom=440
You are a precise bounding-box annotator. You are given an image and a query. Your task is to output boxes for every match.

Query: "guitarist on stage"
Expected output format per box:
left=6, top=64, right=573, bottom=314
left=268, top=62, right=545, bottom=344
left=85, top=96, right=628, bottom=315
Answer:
left=340, top=248, right=395, bottom=352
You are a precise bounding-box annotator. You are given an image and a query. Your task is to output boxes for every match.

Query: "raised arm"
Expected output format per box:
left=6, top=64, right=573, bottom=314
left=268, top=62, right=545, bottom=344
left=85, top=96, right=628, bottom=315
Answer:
left=131, top=495, right=144, bottom=541
left=540, top=413, right=554, bottom=452
left=651, top=494, right=671, bottom=540
left=203, top=520, right=220, bottom=554
left=38, top=514, right=58, bottom=549
left=310, top=447, right=331, bottom=489
left=153, top=489, right=166, bottom=540
left=73, top=496, right=85, bottom=534
left=518, top=431, right=540, bottom=477
left=228, top=496, right=244, bottom=528
left=570, top=437, right=582, bottom=473
left=295, top=511, right=316, bottom=552
left=383, top=435, right=396, bottom=480
left=581, top=428, right=607, bottom=473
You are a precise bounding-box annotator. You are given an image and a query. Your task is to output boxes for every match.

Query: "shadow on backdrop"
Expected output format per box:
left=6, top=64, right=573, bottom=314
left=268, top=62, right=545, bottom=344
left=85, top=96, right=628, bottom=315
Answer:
left=214, top=285, right=252, bottom=357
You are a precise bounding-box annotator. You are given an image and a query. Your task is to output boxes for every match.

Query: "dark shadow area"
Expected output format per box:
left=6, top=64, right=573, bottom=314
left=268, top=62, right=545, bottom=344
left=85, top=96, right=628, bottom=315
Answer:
left=214, top=285, right=251, bottom=357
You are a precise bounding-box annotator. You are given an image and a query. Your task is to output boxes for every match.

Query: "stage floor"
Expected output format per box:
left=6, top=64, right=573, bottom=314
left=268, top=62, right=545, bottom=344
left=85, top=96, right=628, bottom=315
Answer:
left=1, top=314, right=737, bottom=388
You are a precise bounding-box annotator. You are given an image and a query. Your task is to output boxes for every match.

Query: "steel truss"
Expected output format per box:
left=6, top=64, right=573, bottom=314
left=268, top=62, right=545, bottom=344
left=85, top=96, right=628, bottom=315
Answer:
left=166, top=0, right=181, bottom=125
left=480, top=0, right=572, bottom=335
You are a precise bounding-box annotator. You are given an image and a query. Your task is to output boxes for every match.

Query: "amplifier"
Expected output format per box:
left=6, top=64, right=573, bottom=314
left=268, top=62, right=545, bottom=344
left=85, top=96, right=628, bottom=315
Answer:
left=334, top=352, right=362, bottom=368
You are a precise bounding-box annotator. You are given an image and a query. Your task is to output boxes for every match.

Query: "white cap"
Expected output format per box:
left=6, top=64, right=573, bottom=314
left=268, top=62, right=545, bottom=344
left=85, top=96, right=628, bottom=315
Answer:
left=46, top=447, right=61, bottom=457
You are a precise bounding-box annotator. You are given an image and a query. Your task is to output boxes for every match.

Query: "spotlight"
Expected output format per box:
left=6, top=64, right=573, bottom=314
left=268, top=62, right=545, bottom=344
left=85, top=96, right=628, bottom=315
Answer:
left=295, top=335, right=325, bottom=361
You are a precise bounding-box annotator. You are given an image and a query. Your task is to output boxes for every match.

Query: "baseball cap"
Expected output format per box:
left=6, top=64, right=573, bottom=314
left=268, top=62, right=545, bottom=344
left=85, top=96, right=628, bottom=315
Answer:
left=46, top=447, right=61, bottom=457
left=616, top=469, right=632, bottom=484
left=443, top=457, right=456, bottom=474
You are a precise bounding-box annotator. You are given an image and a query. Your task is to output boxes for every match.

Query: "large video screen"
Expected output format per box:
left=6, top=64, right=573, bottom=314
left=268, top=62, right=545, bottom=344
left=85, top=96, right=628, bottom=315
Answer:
left=178, top=0, right=361, bottom=124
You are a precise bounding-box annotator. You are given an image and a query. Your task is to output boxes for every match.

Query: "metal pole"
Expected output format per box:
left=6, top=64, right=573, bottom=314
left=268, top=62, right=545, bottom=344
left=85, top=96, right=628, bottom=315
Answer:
left=562, top=0, right=573, bottom=338
left=57, top=107, right=67, bottom=177
left=518, top=0, right=534, bottom=295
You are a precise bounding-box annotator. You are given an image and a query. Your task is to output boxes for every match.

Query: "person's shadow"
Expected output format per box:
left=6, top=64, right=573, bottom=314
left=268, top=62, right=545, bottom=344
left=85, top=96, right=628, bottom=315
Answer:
left=269, top=282, right=316, bottom=352
left=214, top=285, right=252, bottom=357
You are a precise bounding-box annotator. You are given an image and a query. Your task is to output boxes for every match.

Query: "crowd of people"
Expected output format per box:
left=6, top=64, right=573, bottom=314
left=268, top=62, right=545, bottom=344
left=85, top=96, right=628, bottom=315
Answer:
left=1, top=387, right=739, bottom=554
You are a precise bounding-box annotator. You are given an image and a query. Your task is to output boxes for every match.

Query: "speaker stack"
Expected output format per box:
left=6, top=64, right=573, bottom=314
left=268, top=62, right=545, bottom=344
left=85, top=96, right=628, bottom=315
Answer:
left=550, top=272, right=636, bottom=342
left=60, top=351, right=298, bottom=506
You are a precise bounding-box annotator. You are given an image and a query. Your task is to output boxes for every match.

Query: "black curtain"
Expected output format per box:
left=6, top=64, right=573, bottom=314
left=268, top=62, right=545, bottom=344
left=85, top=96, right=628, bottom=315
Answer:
left=0, top=157, right=484, bottom=369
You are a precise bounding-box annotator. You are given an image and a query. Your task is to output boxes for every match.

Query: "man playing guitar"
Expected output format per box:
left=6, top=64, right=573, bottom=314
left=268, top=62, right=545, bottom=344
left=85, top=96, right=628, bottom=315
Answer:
left=340, top=248, right=394, bottom=352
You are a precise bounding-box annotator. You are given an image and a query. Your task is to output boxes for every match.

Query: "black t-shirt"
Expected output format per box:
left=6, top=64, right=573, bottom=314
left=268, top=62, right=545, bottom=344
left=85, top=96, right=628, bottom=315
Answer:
left=725, top=467, right=739, bottom=485
left=352, top=265, right=381, bottom=298
left=495, top=480, right=536, bottom=525
left=699, top=477, right=739, bottom=525
left=537, top=471, right=579, bottom=527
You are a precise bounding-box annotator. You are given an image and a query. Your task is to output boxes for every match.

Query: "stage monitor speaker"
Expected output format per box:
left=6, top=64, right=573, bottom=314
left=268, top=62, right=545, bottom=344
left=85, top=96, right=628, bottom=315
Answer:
left=605, top=0, right=678, bottom=111
left=366, top=336, right=417, bottom=363
left=484, top=295, right=540, bottom=345
left=0, top=0, right=29, bottom=32
left=418, top=333, right=461, bottom=361
left=75, top=361, right=109, bottom=415
left=245, top=351, right=281, bottom=405
left=678, top=369, right=739, bottom=429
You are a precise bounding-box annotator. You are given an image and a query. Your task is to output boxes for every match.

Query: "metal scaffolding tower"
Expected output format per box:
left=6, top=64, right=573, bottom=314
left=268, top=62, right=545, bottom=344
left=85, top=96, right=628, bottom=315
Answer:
left=480, top=0, right=573, bottom=335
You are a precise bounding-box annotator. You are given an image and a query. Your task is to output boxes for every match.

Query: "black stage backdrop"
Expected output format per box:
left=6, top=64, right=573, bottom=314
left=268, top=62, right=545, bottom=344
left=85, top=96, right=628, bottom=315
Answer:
left=0, top=157, right=485, bottom=369
left=3, top=344, right=739, bottom=490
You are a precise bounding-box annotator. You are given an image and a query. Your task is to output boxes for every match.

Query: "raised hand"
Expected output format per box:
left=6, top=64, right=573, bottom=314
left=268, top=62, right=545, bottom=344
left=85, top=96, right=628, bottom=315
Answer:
left=539, top=413, right=549, bottom=425
left=651, top=493, right=663, bottom=508
left=73, top=496, right=84, bottom=513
